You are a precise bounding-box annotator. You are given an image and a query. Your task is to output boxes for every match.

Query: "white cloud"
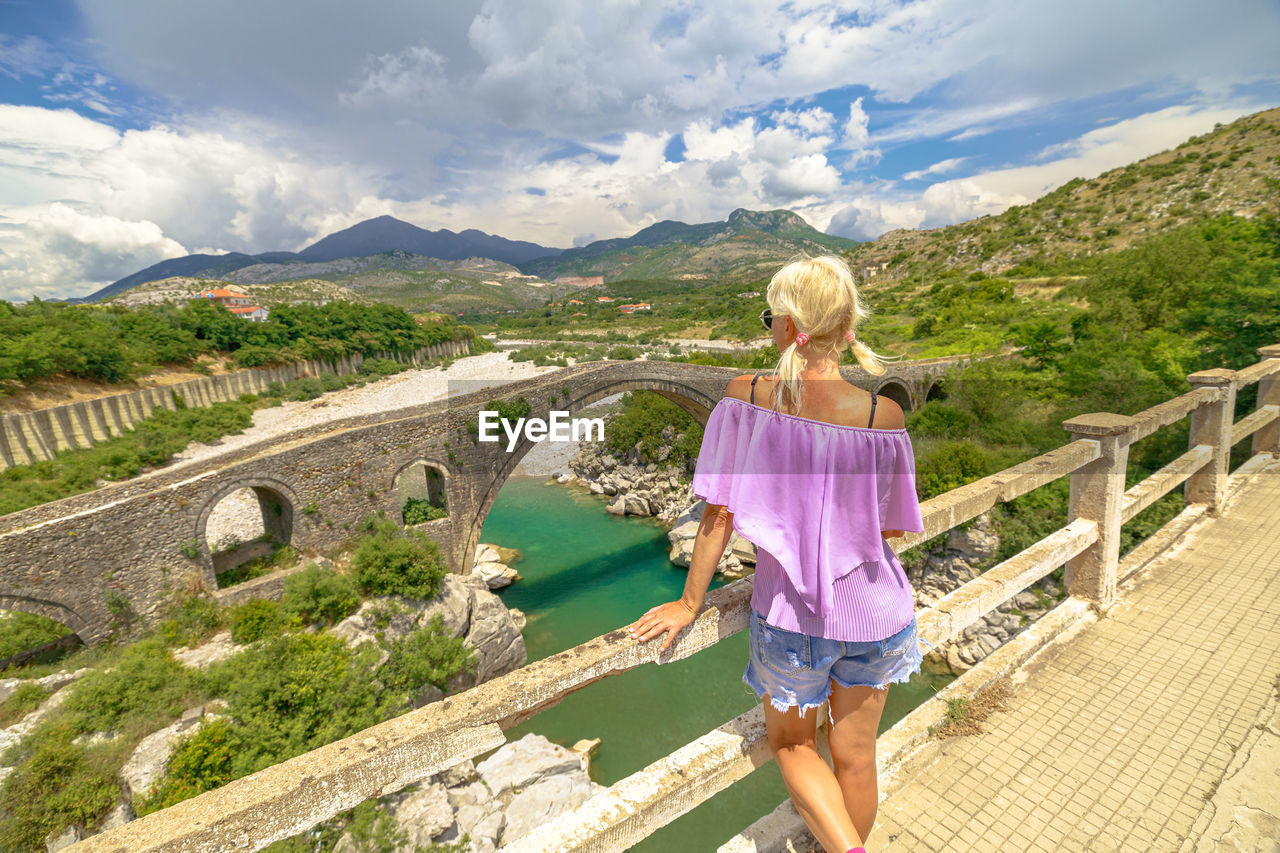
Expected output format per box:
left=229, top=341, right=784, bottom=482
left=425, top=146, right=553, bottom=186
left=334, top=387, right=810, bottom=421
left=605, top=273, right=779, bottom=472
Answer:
left=841, top=97, right=879, bottom=166
left=902, top=157, right=968, bottom=181
left=0, top=204, right=186, bottom=300
left=825, top=101, right=1264, bottom=240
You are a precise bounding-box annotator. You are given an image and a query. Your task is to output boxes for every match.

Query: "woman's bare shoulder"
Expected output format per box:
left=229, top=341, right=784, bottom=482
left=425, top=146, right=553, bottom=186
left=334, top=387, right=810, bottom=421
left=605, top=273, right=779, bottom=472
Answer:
left=724, top=373, right=766, bottom=403
left=871, top=394, right=907, bottom=430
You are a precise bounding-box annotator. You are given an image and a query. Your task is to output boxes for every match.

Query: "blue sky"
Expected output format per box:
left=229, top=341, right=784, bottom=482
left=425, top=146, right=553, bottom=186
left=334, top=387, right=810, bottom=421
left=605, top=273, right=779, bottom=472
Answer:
left=1, top=0, right=1279, bottom=300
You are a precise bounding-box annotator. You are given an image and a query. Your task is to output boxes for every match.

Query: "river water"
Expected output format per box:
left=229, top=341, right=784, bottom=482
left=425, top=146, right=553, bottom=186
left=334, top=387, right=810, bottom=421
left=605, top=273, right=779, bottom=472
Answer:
left=481, top=477, right=952, bottom=852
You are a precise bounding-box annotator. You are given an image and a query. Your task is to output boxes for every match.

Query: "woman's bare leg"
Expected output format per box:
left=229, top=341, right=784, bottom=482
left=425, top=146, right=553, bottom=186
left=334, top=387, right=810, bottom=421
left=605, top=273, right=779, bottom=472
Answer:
left=763, top=697, right=863, bottom=852
left=827, top=682, right=889, bottom=843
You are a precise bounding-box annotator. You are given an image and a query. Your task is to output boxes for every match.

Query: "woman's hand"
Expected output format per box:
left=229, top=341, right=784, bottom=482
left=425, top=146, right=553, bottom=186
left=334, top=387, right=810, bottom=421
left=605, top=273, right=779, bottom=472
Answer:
left=629, top=599, right=698, bottom=653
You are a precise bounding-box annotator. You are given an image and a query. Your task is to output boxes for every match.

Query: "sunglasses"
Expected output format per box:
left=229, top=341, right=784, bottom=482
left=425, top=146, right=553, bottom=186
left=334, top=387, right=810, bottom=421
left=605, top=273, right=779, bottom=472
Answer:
left=760, top=308, right=777, bottom=330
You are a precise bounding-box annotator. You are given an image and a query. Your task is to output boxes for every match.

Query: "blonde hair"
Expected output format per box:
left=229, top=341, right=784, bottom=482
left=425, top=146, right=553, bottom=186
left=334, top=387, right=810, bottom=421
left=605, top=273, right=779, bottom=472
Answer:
left=766, top=254, right=894, bottom=413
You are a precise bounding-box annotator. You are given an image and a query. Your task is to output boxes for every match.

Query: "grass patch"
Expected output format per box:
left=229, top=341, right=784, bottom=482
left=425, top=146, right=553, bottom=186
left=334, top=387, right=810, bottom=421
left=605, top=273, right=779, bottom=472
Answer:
left=929, top=681, right=1012, bottom=739
left=0, top=682, right=49, bottom=727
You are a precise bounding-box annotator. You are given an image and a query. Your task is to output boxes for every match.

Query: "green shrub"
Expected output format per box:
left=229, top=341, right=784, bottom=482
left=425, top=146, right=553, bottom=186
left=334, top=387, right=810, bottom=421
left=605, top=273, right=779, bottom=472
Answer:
left=402, top=497, right=447, bottom=525
left=60, top=638, right=197, bottom=737
left=379, top=616, right=475, bottom=695
left=136, top=718, right=239, bottom=814
left=351, top=518, right=448, bottom=600
left=228, top=599, right=286, bottom=644
left=286, top=376, right=325, bottom=401
left=606, top=391, right=703, bottom=466
left=0, top=722, right=120, bottom=851
left=0, top=682, right=49, bottom=726
left=281, top=566, right=360, bottom=626
left=216, top=545, right=301, bottom=589
left=915, top=441, right=989, bottom=499
left=143, top=633, right=398, bottom=810
left=607, top=346, right=639, bottom=360
left=160, top=595, right=225, bottom=647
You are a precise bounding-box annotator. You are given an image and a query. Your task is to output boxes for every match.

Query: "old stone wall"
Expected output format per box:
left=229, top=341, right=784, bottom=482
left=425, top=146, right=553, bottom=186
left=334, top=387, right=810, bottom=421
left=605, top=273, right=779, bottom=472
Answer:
left=0, top=339, right=471, bottom=470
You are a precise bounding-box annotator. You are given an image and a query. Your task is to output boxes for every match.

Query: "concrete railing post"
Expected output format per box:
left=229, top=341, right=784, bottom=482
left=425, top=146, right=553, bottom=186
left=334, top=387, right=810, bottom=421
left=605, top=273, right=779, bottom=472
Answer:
left=1253, top=344, right=1280, bottom=456
left=1062, top=413, right=1136, bottom=611
left=1185, top=368, right=1237, bottom=511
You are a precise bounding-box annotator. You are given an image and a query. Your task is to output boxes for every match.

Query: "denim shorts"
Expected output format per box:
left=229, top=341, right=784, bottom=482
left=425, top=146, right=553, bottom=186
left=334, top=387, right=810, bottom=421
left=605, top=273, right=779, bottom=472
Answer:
left=744, top=609, right=924, bottom=715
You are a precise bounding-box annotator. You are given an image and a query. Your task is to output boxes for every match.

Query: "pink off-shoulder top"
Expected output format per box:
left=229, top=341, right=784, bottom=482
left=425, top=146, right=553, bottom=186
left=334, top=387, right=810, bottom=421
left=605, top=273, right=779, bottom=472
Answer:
left=691, top=395, right=925, bottom=642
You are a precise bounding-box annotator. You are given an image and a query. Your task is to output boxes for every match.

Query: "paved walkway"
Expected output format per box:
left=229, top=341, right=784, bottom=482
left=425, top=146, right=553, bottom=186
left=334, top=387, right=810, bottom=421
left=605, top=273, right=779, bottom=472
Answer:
left=871, top=458, right=1280, bottom=852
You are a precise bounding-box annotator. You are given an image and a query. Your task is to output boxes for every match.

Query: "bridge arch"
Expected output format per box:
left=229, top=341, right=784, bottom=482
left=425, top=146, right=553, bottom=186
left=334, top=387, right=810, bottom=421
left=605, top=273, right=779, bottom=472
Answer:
left=0, top=594, right=93, bottom=644
left=393, top=457, right=452, bottom=525
left=458, top=370, right=722, bottom=573
left=197, top=477, right=300, bottom=576
left=874, top=379, right=914, bottom=412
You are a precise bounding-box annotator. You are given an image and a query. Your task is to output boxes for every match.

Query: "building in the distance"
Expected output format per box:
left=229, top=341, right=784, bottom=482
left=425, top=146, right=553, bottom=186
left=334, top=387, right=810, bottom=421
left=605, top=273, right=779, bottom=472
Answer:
left=617, top=303, right=651, bottom=314
left=194, top=289, right=269, bottom=321
left=228, top=305, right=270, bottom=322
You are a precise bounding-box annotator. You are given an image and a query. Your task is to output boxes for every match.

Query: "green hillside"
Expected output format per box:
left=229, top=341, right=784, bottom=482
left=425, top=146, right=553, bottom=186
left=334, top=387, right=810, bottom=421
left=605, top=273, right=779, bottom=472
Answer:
left=850, top=106, right=1280, bottom=283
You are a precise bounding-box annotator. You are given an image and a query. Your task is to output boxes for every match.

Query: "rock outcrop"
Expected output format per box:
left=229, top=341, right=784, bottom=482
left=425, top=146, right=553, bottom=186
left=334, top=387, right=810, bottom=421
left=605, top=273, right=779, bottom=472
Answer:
left=332, top=574, right=527, bottom=690
left=336, top=734, right=605, bottom=853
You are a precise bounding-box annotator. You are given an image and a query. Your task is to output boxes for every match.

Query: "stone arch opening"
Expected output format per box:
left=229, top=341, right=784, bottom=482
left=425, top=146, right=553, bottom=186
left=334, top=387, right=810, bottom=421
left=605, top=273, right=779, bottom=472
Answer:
left=925, top=379, right=948, bottom=403
left=461, top=372, right=719, bottom=573
left=395, top=459, right=450, bottom=526
left=201, top=482, right=296, bottom=577
left=875, top=380, right=913, bottom=413
left=0, top=595, right=90, bottom=651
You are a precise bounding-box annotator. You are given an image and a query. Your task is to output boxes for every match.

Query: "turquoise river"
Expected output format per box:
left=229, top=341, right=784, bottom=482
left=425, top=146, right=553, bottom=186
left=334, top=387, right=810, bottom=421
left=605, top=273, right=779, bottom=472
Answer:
left=481, top=477, right=953, bottom=853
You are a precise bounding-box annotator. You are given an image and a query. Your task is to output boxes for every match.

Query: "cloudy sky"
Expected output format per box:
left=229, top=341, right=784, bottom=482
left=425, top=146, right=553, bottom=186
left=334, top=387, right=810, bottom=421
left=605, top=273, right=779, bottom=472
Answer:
left=2, top=0, right=1279, bottom=301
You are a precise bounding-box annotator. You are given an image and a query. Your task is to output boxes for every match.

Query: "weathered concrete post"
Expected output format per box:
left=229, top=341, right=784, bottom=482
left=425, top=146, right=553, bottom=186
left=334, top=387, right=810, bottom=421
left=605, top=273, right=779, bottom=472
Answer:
left=1185, top=368, right=1237, bottom=511
left=1252, top=344, right=1280, bottom=456
left=1063, top=413, right=1136, bottom=611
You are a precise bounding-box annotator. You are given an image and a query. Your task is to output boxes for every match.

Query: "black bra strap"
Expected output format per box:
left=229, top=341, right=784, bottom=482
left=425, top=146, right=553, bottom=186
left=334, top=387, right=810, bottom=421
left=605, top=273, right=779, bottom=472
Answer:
left=868, top=393, right=878, bottom=428
left=750, top=373, right=761, bottom=405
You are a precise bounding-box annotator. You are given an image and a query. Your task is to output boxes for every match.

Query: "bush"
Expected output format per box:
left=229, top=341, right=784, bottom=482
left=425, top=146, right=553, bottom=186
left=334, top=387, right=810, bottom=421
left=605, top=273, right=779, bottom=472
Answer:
left=60, top=638, right=197, bottom=737
left=606, top=391, right=703, bottom=466
left=351, top=518, right=448, bottom=600
left=0, top=722, right=120, bottom=850
left=143, top=633, right=399, bottom=811
left=0, top=682, right=48, bottom=726
left=607, top=346, right=640, bottom=360
left=379, top=616, right=475, bottom=695
left=228, top=599, right=286, bottom=644
left=402, top=497, right=447, bottom=525
left=915, top=441, right=989, bottom=499
left=136, top=718, right=240, bottom=814
left=281, top=566, right=360, bottom=626
left=160, top=595, right=225, bottom=648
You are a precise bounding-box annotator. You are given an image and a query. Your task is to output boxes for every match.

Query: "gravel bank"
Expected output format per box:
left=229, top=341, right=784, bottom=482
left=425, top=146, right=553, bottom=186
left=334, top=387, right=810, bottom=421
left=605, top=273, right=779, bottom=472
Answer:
left=173, top=352, right=560, bottom=468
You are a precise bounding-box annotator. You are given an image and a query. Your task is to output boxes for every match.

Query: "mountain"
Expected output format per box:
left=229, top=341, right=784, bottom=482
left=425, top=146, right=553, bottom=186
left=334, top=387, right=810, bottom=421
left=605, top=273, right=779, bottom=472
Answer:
left=219, top=251, right=575, bottom=313
left=518, top=208, right=859, bottom=282
left=84, top=217, right=563, bottom=303
left=296, top=215, right=562, bottom=265
left=846, top=105, right=1280, bottom=283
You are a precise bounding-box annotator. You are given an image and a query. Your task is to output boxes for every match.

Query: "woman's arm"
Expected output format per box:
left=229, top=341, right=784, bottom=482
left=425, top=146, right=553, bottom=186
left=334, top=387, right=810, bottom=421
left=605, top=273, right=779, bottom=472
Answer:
left=629, top=502, right=735, bottom=653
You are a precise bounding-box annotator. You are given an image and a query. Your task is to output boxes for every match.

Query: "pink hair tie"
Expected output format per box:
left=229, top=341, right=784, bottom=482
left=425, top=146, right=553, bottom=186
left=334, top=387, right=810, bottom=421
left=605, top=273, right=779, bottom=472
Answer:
left=794, top=333, right=809, bottom=346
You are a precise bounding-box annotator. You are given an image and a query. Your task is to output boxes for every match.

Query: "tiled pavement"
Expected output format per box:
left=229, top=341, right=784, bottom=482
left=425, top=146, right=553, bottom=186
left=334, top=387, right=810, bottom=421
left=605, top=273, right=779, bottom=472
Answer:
left=871, top=459, right=1280, bottom=852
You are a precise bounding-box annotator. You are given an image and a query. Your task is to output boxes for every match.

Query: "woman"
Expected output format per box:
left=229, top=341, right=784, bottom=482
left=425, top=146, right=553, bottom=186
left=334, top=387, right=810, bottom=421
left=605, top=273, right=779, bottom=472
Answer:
left=629, top=255, right=925, bottom=853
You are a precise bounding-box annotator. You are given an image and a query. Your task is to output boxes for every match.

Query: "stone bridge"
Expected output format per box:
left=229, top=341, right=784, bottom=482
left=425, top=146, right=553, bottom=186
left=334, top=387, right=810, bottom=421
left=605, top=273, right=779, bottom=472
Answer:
left=0, top=356, right=960, bottom=644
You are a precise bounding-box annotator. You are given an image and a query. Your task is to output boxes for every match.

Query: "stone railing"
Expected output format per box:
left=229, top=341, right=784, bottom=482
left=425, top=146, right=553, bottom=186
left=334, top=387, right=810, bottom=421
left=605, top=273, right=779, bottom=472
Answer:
left=68, top=344, right=1280, bottom=853
left=0, top=339, right=471, bottom=470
